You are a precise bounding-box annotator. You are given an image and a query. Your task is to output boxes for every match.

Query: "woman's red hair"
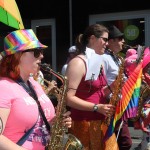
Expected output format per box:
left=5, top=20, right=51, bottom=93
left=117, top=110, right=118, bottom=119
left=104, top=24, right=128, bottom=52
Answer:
left=0, top=53, right=23, bottom=80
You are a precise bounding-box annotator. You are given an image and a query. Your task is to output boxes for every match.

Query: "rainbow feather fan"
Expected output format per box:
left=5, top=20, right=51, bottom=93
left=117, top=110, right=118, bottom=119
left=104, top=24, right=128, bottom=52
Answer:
left=103, top=62, right=143, bottom=141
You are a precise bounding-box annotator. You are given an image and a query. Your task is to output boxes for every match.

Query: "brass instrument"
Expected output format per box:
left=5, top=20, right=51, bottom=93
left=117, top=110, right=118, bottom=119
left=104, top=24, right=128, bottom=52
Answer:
left=104, top=56, right=125, bottom=126
left=122, top=44, right=139, bottom=49
left=40, top=63, right=83, bottom=150
left=33, top=71, right=61, bottom=98
left=42, top=78, right=62, bottom=99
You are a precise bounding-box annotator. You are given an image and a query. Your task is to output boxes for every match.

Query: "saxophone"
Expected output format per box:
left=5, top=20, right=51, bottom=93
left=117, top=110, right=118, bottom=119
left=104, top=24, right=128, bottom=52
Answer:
left=130, top=82, right=150, bottom=122
left=104, top=55, right=125, bottom=126
left=101, top=54, right=124, bottom=150
left=40, top=63, right=83, bottom=150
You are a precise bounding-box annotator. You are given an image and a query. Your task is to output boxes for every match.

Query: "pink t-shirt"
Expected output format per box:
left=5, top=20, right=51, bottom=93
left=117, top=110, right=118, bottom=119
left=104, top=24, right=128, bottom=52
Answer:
left=0, top=77, right=55, bottom=150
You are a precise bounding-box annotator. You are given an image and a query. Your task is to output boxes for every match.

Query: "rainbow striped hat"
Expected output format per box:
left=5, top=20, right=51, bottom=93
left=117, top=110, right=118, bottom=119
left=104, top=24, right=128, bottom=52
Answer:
left=1, top=29, right=48, bottom=57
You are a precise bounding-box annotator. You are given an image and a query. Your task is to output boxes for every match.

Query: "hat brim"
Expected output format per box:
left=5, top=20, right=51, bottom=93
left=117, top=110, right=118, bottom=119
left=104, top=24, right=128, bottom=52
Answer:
left=1, top=41, right=48, bottom=57
left=109, top=34, right=124, bottom=39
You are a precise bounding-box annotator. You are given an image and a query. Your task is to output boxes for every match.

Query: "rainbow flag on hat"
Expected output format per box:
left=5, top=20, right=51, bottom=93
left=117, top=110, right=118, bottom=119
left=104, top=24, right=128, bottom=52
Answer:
left=103, top=62, right=143, bottom=141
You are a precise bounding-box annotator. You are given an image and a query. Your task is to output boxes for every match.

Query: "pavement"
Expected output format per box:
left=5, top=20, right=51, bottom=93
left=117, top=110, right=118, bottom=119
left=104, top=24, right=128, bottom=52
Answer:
left=129, top=127, right=142, bottom=150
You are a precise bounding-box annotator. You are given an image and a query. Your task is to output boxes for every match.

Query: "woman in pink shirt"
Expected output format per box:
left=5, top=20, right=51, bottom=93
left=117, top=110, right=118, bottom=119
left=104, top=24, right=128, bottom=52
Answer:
left=0, top=29, right=71, bottom=150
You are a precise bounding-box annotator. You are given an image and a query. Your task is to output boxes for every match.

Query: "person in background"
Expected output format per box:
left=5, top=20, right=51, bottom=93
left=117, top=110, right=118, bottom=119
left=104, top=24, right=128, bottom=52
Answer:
left=136, top=49, right=150, bottom=150
left=66, top=24, right=116, bottom=150
left=33, top=70, right=45, bottom=86
left=33, top=70, right=57, bottom=96
left=33, top=65, right=58, bottom=107
left=124, top=48, right=138, bottom=77
left=125, top=47, right=150, bottom=150
left=0, top=29, right=72, bottom=150
left=102, top=25, right=125, bottom=86
left=102, top=25, right=132, bottom=150
left=0, top=53, right=2, bottom=61
left=61, top=45, right=78, bottom=75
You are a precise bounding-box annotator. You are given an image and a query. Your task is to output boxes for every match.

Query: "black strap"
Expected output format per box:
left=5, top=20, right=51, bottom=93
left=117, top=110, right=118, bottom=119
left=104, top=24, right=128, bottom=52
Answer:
left=16, top=77, right=50, bottom=132
left=106, top=49, right=120, bottom=66
left=17, top=123, right=36, bottom=146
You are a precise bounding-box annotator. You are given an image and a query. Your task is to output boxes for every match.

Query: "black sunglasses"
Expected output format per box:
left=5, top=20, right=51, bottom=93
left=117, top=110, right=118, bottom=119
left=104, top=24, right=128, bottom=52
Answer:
left=23, top=49, right=44, bottom=58
left=117, top=36, right=124, bottom=41
left=100, top=37, right=108, bottom=42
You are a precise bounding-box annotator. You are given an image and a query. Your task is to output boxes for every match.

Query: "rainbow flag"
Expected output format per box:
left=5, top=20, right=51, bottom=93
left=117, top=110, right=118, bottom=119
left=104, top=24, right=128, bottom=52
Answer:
left=103, top=62, right=143, bottom=141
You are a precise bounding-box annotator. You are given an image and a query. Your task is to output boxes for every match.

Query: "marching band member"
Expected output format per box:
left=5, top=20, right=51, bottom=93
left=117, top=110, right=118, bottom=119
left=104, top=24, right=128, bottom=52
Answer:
left=0, top=29, right=71, bottom=150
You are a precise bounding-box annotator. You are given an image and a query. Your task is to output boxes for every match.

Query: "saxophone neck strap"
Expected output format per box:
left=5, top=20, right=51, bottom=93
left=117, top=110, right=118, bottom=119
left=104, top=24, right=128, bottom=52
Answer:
left=106, top=49, right=120, bottom=66
left=17, top=122, right=36, bottom=145
left=16, top=77, right=50, bottom=132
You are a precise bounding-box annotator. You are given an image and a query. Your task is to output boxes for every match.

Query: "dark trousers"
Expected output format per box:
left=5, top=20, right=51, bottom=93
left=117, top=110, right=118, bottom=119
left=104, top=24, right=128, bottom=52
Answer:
left=115, top=120, right=132, bottom=150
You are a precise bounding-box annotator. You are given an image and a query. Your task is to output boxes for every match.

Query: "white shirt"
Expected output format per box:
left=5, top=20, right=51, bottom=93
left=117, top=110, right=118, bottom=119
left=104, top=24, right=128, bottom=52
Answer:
left=61, top=64, right=68, bottom=76
left=85, top=47, right=104, bottom=81
left=102, top=53, right=119, bottom=85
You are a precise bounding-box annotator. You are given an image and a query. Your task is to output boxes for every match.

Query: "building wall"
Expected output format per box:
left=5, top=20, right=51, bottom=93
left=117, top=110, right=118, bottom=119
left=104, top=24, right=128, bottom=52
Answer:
left=1, top=0, right=150, bottom=72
